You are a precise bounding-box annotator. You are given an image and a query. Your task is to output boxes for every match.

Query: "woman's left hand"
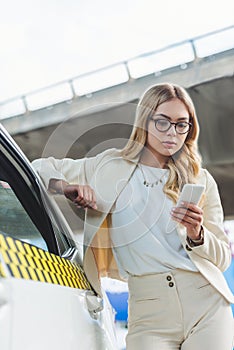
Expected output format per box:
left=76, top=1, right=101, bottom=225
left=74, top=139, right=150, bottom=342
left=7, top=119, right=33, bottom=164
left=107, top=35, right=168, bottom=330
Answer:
left=171, top=201, right=203, bottom=240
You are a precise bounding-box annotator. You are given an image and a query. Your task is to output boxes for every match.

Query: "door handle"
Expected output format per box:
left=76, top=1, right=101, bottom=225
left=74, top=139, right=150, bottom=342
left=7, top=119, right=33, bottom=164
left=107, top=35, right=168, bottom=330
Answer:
left=85, top=291, right=103, bottom=319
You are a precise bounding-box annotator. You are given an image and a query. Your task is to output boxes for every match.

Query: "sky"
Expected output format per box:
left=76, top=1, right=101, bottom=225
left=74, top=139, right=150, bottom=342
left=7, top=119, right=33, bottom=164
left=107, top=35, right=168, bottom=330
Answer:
left=0, top=0, right=233, bottom=103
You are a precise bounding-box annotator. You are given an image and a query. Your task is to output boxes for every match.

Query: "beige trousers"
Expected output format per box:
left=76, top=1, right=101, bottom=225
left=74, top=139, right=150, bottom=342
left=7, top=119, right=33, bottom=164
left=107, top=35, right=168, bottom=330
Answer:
left=126, top=269, right=234, bottom=350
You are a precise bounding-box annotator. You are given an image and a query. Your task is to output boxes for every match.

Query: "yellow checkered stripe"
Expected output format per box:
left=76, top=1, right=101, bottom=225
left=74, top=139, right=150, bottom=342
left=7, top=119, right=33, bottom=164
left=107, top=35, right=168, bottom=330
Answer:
left=0, top=233, right=92, bottom=290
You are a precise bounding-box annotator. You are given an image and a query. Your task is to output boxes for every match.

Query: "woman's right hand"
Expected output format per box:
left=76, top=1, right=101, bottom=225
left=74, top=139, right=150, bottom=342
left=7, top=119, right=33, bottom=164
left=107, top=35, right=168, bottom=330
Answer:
left=49, top=179, right=97, bottom=210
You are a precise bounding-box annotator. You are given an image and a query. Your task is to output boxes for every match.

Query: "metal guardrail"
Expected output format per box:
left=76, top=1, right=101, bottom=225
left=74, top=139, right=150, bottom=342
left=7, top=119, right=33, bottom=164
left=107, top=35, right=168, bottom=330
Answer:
left=0, top=25, right=233, bottom=119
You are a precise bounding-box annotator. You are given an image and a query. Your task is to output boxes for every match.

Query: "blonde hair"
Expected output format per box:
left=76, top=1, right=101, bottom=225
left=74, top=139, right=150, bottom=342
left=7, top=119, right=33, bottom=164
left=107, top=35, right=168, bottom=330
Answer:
left=121, top=82, right=202, bottom=203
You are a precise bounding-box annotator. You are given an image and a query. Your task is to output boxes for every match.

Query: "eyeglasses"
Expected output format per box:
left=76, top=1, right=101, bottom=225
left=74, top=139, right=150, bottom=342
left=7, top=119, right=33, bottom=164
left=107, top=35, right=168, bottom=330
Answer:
left=149, top=116, right=192, bottom=134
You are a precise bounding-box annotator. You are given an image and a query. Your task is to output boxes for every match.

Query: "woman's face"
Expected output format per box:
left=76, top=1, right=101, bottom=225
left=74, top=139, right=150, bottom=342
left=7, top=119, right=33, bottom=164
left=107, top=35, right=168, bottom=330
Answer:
left=145, top=98, right=190, bottom=164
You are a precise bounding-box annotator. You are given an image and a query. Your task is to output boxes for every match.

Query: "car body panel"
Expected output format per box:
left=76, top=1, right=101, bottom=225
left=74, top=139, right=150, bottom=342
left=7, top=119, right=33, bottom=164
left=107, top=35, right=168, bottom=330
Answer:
left=0, top=278, right=113, bottom=349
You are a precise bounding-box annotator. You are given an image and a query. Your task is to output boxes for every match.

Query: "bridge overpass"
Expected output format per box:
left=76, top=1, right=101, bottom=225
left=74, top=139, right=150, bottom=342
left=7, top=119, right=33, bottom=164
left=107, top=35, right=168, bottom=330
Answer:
left=0, top=27, right=234, bottom=220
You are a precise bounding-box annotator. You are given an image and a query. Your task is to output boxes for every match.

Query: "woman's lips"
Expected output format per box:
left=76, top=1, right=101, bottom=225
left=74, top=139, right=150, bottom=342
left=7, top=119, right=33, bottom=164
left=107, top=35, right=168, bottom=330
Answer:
left=162, top=141, right=177, bottom=149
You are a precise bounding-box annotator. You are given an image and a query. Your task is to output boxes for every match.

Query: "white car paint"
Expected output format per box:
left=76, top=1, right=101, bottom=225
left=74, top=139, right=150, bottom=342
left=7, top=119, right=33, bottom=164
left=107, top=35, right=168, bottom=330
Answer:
left=0, top=277, right=117, bottom=350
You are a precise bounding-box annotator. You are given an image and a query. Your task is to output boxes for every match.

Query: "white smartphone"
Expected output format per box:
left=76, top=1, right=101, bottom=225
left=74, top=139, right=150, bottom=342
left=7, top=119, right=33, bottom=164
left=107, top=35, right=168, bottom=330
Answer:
left=176, top=184, right=205, bottom=207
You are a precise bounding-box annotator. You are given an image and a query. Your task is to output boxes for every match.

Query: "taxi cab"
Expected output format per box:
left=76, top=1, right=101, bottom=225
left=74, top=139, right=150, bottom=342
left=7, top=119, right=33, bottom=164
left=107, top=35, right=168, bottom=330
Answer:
left=0, top=124, right=117, bottom=350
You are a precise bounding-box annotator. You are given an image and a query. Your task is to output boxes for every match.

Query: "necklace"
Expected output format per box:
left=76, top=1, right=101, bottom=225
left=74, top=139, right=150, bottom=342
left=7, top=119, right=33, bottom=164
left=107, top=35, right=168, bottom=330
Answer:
left=138, top=164, right=167, bottom=187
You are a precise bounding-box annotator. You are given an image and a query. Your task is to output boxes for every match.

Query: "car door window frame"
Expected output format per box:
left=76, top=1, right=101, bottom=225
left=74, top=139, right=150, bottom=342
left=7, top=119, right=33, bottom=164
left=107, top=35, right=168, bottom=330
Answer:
left=0, top=147, right=61, bottom=253
left=1, top=129, right=82, bottom=259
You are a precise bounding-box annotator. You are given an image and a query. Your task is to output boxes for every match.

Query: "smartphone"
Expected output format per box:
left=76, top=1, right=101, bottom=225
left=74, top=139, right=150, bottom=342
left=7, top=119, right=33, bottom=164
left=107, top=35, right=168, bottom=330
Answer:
left=176, top=184, right=205, bottom=207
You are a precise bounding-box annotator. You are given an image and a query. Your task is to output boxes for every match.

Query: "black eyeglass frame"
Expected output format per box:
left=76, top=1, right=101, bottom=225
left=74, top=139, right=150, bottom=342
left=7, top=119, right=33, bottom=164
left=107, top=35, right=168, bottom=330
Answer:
left=149, top=116, right=193, bottom=135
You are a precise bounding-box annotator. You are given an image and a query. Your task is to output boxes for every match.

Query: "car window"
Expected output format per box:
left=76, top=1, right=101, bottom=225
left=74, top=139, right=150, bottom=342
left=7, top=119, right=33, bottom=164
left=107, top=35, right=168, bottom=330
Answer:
left=0, top=146, right=59, bottom=253
left=0, top=180, right=48, bottom=250
left=1, top=137, right=76, bottom=257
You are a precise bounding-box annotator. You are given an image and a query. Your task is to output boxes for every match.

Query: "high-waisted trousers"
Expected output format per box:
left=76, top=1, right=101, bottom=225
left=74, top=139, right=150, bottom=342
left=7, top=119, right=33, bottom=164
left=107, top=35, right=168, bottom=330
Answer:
left=126, top=269, right=234, bottom=350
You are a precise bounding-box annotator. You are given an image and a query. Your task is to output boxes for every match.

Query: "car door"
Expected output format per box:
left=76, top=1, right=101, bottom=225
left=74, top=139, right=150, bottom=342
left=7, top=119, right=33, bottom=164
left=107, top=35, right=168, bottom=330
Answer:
left=0, top=126, right=117, bottom=350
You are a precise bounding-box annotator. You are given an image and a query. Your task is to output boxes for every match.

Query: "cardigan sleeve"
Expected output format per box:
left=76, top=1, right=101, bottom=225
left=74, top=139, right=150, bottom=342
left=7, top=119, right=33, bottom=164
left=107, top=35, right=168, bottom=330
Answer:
left=31, top=148, right=119, bottom=190
left=32, top=156, right=89, bottom=188
left=187, top=169, right=232, bottom=272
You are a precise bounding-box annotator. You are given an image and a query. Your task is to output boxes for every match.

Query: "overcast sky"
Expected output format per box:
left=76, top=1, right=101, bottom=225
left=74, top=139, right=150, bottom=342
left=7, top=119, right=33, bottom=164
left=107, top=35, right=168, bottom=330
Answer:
left=0, top=0, right=233, bottom=102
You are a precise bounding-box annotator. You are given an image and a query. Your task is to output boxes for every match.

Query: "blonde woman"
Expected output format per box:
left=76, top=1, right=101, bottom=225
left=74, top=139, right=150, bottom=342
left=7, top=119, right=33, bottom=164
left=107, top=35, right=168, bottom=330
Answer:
left=33, top=83, right=234, bottom=349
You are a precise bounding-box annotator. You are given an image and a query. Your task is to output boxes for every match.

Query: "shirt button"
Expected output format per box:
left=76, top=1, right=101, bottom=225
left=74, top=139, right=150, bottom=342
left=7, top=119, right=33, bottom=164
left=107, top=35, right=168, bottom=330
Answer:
left=169, top=282, right=174, bottom=287
left=166, top=275, right=172, bottom=281
left=186, top=244, right=192, bottom=251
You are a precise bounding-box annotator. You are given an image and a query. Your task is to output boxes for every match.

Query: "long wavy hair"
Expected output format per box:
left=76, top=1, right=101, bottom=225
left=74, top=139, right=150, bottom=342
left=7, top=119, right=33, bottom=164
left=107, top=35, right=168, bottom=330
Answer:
left=121, top=82, right=202, bottom=203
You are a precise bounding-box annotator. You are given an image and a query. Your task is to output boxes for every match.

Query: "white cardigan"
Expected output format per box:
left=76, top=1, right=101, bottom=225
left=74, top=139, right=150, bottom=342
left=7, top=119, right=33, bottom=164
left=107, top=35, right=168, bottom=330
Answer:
left=32, top=148, right=234, bottom=303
